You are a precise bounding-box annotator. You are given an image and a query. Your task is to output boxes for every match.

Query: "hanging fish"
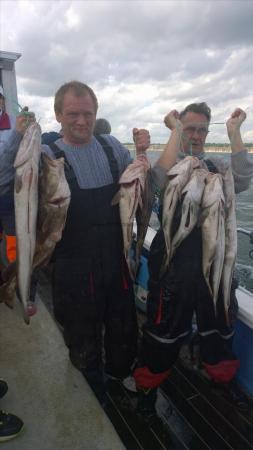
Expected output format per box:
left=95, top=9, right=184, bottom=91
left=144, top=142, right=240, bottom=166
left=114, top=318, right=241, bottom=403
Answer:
left=33, top=153, right=71, bottom=268
left=14, top=122, right=42, bottom=324
left=135, top=169, right=155, bottom=274
left=201, top=172, right=225, bottom=312
left=161, top=156, right=200, bottom=273
left=112, top=153, right=150, bottom=278
left=221, top=166, right=237, bottom=324
left=170, top=168, right=207, bottom=258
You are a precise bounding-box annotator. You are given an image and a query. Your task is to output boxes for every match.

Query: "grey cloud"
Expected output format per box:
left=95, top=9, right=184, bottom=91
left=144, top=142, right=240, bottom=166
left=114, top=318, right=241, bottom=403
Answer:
left=2, top=0, right=253, bottom=142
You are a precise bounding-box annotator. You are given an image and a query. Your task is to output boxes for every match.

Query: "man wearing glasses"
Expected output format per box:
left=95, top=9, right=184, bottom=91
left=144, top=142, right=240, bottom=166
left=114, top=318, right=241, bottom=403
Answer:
left=133, top=102, right=253, bottom=423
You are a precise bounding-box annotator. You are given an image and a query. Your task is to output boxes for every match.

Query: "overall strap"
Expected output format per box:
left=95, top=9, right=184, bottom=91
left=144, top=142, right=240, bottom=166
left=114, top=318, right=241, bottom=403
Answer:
left=95, top=135, right=119, bottom=183
left=48, top=142, right=66, bottom=160
left=48, top=143, right=76, bottom=183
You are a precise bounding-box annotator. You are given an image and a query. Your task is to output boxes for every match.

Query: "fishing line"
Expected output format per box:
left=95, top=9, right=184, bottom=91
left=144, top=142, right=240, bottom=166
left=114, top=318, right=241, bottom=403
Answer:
left=175, top=120, right=185, bottom=155
left=9, top=96, right=35, bottom=127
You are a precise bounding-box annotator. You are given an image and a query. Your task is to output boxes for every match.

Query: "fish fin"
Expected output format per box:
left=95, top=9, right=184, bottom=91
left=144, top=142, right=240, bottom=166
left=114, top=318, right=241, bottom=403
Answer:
left=111, top=190, right=122, bottom=205
left=41, top=215, right=58, bottom=236
left=224, top=307, right=230, bottom=326
left=15, top=174, right=23, bottom=193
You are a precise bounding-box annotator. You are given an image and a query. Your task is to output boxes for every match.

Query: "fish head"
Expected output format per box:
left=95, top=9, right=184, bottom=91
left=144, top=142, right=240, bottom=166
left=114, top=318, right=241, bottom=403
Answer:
left=167, top=156, right=200, bottom=191
left=14, top=123, right=42, bottom=168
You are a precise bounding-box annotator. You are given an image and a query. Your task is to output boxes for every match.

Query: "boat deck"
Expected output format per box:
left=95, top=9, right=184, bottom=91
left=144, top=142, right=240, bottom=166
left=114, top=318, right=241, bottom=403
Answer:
left=39, top=271, right=253, bottom=449
left=104, top=354, right=253, bottom=449
left=1, top=269, right=253, bottom=449
left=0, top=294, right=124, bottom=450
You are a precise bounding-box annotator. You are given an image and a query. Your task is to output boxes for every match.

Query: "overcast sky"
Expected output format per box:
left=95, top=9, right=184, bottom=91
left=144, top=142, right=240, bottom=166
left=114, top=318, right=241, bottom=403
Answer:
left=1, top=0, right=253, bottom=143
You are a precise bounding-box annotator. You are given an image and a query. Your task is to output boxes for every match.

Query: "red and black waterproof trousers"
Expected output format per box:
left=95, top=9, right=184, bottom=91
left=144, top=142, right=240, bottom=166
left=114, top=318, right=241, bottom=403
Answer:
left=134, top=227, right=239, bottom=389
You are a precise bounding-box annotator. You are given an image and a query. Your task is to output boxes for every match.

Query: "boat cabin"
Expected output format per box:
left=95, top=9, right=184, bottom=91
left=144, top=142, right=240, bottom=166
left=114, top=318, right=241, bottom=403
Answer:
left=0, top=50, right=21, bottom=115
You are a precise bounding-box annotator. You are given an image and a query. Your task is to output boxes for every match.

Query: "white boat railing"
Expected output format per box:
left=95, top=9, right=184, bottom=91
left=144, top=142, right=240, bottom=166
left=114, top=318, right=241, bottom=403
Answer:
left=237, top=227, right=253, bottom=260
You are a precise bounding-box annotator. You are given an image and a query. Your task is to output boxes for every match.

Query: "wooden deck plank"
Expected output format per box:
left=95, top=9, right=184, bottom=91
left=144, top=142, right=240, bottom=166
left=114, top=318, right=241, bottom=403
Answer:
left=162, top=379, right=233, bottom=450
left=174, top=361, right=253, bottom=444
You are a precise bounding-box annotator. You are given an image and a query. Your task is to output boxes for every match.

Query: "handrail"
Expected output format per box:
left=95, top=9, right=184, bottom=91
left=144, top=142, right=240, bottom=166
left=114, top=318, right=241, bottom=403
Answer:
left=237, top=228, right=253, bottom=243
left=237, top=228, right=253, bottom=259
left=237, top=228, right=253, bottom=238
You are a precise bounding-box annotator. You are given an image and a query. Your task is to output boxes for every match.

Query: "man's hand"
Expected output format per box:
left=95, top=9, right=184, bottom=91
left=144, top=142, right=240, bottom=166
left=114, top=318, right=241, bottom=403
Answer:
left=16, top=107, right=36, bottom=135
left=164, top=110, right=182, bottom=131
left=226, top=108, right=246, bottom=140
left=132, top=128, right=150, bottom=154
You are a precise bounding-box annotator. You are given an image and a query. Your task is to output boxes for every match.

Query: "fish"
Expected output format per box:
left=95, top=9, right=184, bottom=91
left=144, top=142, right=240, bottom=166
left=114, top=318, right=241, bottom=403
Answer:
left=33, top=153, right=71, bottom=268
left=221, top=166, right=237, bottom=324
left=201, top=172, right=225, bottom=311
left=14, top=122, right=42, bottom=324
left=135, top=168, right=155, bottom=274
left=170, top=168, right=207, bottom=258
left=112, top=153, right=150, bottom=278
left=211, top=198, right=225, bottom=311
left=0, top=152, right=70, bottom=313
left=162, top=156, right=200, bottom=271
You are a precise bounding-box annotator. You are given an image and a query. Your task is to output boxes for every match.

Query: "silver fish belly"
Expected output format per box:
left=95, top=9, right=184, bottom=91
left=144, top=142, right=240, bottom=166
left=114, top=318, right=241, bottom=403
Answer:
left=14, top=122, right=42, bottom=324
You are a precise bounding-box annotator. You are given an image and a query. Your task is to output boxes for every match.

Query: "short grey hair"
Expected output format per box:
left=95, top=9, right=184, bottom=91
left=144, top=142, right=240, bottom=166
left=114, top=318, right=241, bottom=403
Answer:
left=179, top=102, right=211, bottom=122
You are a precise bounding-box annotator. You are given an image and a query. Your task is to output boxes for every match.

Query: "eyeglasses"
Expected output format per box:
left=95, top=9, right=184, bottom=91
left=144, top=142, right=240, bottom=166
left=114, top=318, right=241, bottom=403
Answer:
left=183, top=126, right=209, bottom=137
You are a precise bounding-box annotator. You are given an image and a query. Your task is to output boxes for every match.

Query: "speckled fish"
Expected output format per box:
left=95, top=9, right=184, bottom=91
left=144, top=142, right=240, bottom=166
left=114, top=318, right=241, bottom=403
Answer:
left=170, top=168, right=207, bottom=258
left=112, top=153, right=150, bottom=278
left=33, top=153, right=71, bottom=268
left=14, top=122, right=41, bottom=324
left=135, top=168, right=154, bottom=274
left=211, top=197, right=225, bottom=311
left=162, top=156, right=200, bottom=271
left=0, top=153, right=70, bottom=311
left=221, top=166, right=237, bottom=324
left=201, top=172, right=225, bottom=311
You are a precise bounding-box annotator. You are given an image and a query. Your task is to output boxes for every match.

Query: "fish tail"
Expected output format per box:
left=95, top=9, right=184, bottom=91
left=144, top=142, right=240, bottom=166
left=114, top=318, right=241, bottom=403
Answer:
left=224, top=307, right=230, bottom=327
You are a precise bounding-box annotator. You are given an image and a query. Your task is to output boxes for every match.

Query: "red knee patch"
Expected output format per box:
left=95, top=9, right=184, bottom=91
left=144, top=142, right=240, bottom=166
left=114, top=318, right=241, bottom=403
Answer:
left=133, top=366, right=171, bottom=389
left=204, top=360, right=240, bottom=383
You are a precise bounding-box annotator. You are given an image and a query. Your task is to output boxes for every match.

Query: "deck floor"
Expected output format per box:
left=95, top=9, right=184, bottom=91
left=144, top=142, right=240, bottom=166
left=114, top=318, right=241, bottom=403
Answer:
left=0, top=288, right=124, bottom=450
left=104, top=356, right=253, bottom=449
left=37, top=269, right=253, bottom=449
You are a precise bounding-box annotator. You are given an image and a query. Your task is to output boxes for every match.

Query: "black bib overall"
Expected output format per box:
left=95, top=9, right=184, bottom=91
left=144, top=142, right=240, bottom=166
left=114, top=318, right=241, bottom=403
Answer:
left=50, top=138, right=138, bottom=380
left=135, top=159, right=239, bottom=388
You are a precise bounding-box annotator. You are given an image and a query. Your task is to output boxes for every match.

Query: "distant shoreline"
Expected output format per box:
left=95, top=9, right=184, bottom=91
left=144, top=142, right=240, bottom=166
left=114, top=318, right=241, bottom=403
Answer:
left=124, top=144, right=253, bottom=154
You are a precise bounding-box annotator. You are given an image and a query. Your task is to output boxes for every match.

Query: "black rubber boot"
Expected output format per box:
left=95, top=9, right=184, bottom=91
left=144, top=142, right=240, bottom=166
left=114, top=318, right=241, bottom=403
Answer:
left=136, top=387, right=158, bottom=424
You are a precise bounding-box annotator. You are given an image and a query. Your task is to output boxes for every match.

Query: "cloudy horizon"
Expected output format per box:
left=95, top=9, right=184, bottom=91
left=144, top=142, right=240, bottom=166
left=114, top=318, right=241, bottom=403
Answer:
left=1, top=0, right=253, bottom=144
